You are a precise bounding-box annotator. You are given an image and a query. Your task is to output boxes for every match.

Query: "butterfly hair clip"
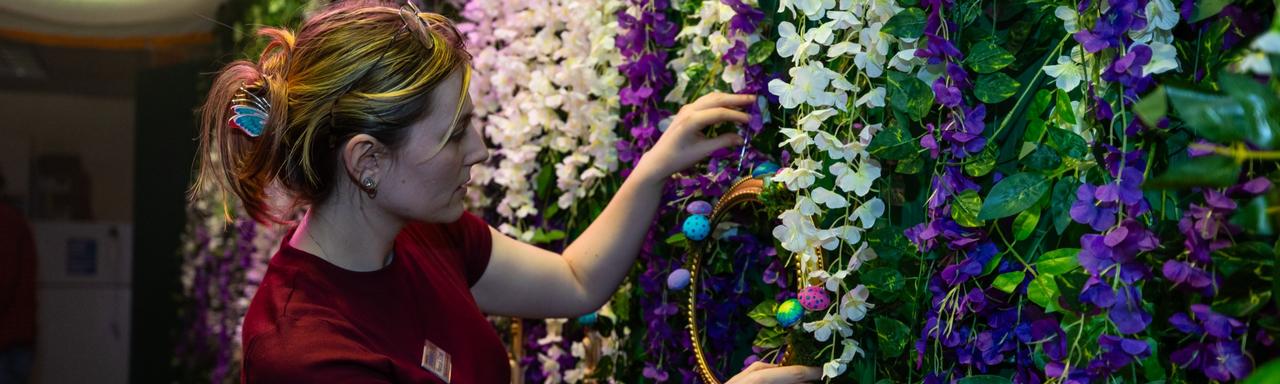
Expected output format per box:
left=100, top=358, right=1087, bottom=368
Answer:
left=229, top=81, right=271, bottom=137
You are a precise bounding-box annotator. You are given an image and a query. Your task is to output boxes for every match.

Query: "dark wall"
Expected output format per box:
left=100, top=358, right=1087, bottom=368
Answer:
left=131, top=62, right=199, bottom=383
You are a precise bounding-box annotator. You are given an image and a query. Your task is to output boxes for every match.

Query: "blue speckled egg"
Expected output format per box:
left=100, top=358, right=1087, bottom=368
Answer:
left=776, top=298, right=803, bottom=328
left=682, top=214, right=711, bottom=241
left=686, top=201, right=713, bottom=215
left=577, top=312, right=597, bottom=326
left=667, top=268, right=691, bottom=290
left=751, top=161, right=780, bottom=177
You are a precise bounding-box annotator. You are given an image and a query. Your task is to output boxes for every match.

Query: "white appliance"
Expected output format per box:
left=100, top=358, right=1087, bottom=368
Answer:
left=31, top=221, right=132, bottom=384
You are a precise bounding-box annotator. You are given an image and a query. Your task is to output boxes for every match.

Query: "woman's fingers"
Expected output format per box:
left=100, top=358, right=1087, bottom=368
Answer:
left=687, top=92, right=756, bottom=112
left=751, top=366, right=822, bottom=384
left=681, top=107, right=751, bottom=132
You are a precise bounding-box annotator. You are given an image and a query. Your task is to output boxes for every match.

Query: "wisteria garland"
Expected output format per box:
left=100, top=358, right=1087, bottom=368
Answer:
left=765, top=0, right=914, bottom=378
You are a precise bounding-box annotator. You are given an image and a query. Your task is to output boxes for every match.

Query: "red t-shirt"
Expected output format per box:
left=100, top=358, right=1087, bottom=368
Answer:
left=241, top=212, right=510, bottom=383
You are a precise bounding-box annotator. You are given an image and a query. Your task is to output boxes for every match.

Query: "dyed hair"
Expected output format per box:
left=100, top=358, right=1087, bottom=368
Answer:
left=192, top=1, right=472, bottom=224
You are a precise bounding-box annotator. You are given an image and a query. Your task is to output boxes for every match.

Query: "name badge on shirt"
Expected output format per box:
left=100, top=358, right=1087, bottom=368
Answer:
left=421, top=338, right=452, bottom=383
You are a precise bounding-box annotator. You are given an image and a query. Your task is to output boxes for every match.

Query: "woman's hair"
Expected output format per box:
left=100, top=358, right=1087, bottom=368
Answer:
left=192, top=0, right=471, bottom=224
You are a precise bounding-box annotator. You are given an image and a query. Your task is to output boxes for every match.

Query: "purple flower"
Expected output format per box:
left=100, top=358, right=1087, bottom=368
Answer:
left=1203, top=341, right=1252, bottom=381
left=933, top=77, right=963, bottom=107
left=1069, top=184, right=1118, bottom=231
left=723, top=0, right=764, bottom=36
left=915, top=33, right=964, bottom=64
left=723, top=40, right=747, bottom=64
left=1108, top=286, right=1151, bottom=334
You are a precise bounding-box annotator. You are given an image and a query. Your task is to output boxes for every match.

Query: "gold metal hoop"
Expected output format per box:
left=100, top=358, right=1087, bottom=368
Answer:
left=685, top=176, right=822, bottom=383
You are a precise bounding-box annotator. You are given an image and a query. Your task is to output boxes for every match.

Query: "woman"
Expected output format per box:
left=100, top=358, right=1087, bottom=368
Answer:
left=193, top=1, right=819, bottom=382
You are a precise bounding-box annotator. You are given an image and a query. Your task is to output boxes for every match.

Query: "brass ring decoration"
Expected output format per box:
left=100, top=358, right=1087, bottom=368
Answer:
left=685, top=176, right=822, bottom=383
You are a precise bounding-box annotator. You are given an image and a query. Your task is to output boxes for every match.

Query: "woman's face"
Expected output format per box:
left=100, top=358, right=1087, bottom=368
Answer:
left=377, top=67, right=487, bottom=223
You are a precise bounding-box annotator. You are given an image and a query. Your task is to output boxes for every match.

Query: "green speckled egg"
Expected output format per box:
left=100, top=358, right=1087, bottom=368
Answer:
left=776, top=298, right=803, bottom=328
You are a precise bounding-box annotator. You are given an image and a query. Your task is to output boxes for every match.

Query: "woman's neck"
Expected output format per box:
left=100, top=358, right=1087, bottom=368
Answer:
left=289, top=200, right=402, bottom=272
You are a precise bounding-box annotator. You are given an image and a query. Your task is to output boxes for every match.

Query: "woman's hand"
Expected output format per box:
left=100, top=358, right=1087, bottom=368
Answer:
left=636, top=92, right=755, bottom=180
left=725, top=362, right=822, bottom=384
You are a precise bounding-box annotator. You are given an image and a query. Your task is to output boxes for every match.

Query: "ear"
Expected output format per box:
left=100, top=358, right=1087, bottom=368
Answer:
left=342, top=133, right=388, bottom=188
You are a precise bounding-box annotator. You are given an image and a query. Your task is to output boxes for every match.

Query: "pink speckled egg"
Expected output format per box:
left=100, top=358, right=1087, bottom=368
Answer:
left=797, top=285, right=831, bottom=311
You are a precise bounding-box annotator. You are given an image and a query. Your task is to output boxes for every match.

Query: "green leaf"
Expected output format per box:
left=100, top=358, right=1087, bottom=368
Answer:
left=1050, top=176, right=1078, bottom=234
left=535, top=165, right=555, bottom=198
left=1027, top=274, right=1061, bottom=312
left=753, top=327, right=786, bottom=349
left=868, top=116, right=919, bottom=160
left=1028, top=89, right=1054, bottom=120
left=1145, top=155, right=1241, bottom=189
left=897, top=154, right=925, bottom=174
left=1244, top=358, right=1280, bottom=384
left=888, top=71, right=934, bottom=121
left=1012, top=209, right=1041, bottom=241
left=1134, top=86, right=1168, bottom=128
left=748, top=40, right=775, bottom=65
left=979, top=173, right=1051, bottom=220
left=1192, top=0, right=1234, bottom=22
left=882, top=8, right=926, bottom=39
left=863, top=267, right=906, bottom=300
left=1054, top=89, right=1077, bottom=125
left=965, top=41, right=1015, bottom=74
left=1231, top=196, right=1274, bottom=236
left=530, top=229, right=566, bottom=244
left=1045, top=127, right=1087, bottom=158
left=1022, top=144, right=1062, bottom=171
left=964, top=146, right=998, bottom=177
left=992, top=271, right=1027, bottom=294
left=975, top=72, right=1020, bottom=103
left=664, top=232, right=687, bottom=245
left=1166, top=84, right=1253, bottom=144
left=956, top=375, right=1014, bottom=384
left=1142, top=338, right=1166, bottom=381
left=1220, top=73, right=1280, bottom=149
left=874, top=317, right=911, bottom=358
left=1036, top=248, right=1081, bottom=275
left=749, top=300, right=779, bottom=327
left=1212, top=287, right=1272, bottom=318
left=952, top=190, right=985, bottom=227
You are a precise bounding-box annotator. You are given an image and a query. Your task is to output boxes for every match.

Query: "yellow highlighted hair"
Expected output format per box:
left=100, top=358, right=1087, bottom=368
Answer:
left=191, top=1, right=472, bottom=224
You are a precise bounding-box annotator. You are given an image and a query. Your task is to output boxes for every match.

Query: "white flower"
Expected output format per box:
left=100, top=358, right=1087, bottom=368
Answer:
left=803, top=312, right=853, bottom=342
left=794, top=0, right=837, bottom=19
left=798, top=108, right=838, bottom=131
left=832, top=224, right=862, bottom=244
left=776, top=22, right=818, bottom=61
left=773, top=159, right=823, bottom=190
left=840, top=284, right=874, bottom=322
left=855, top=86, right=886, bottom=108
left=812, top=187, right=850, bottom=209
left=832, top=158, right=880, bottom=196
left=1251, top=31, right=1280, bottom=54
left=827, top=10, right=863, bottom=30
left=1146, top=0, right=1179, bottom=31
left=1054, top=6, right=1080, bottom=33
left=1042, top=54, right=1084, bottom=92
left=805, top=21, right=837, bottom=46
left=779, top=127, right=814, bottom=152
left=854, top=22, right=890, bottom=77
left=850, top=197, right=885, bottom=228
left=1142, top=41, right=1179, bottom=76
left=888, top=48, right=919, bottom=72
left=773, top=208, right=824, bottom=253
left=828, top=41, right=862, bottom=57
left=809, top=267, right=849, bottom=292
left=1237, top=51, right=1272, bottom=75
left=846, top=242, right=878, bottom=271
left=769, top=62, right=839, bottom=108
left=822, top=360, right=847, bottom=379
left=797, top=195, right=820, bottom=216
left=838, top=339, right=865, bottom=362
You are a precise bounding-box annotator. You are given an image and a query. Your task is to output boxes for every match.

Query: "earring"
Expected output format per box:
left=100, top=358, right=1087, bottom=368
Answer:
left=361, top=176, right=377, bottom=198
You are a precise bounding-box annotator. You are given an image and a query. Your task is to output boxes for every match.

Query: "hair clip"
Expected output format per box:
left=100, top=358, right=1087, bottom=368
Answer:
left=229, top=82, right=271, bottom=137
